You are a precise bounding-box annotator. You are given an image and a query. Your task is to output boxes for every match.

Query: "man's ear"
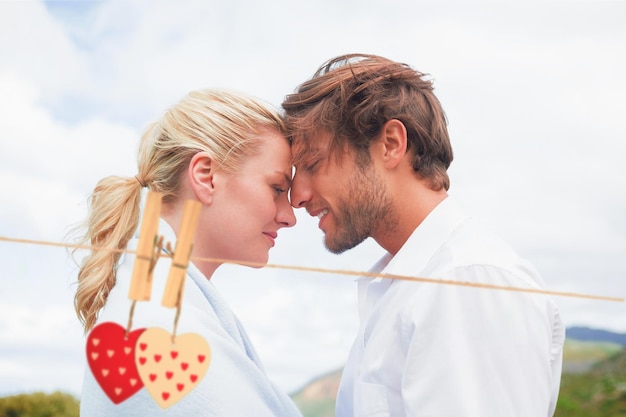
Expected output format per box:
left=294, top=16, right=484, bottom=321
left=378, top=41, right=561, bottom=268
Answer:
left=378, top=119, right=408, bottom=169
left=188, top=151, right=216, bottom=205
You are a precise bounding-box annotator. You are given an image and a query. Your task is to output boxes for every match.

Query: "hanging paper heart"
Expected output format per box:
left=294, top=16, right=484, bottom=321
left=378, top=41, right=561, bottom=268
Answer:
left=135, top=327, right=211, bottom=409
left=86, top=322, right=146, bottom=404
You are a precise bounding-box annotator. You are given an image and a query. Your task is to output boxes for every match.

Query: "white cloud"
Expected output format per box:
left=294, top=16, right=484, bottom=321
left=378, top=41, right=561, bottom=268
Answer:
left=0, top=303, right=76, bottom=348
left=0, top=71, right=138, bottom=240
left=0, top=1, right=90, bottom=101
left=0, top=259, right=85, bottom=396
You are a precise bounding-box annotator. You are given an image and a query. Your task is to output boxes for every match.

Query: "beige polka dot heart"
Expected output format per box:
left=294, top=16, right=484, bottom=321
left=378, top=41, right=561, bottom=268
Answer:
left=135, top=327, right=211, bottom=408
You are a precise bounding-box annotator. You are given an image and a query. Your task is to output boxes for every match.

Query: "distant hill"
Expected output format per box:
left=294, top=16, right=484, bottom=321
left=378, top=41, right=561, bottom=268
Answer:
left=291, top=369, right=341, bottom=417
left=567, top=326, right=626, bottom=345
left=562, top=339, right=622, bottom=373
left=555, top=346, right=626, bottom=417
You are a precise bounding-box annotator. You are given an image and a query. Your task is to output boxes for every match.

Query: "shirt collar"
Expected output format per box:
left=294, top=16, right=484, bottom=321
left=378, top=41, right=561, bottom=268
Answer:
left=357, top=196, right=471, bottom=321
left=383, top=195, right=471, bottom=277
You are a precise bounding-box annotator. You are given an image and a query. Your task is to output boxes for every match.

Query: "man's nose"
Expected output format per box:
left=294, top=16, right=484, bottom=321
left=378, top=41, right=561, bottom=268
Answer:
left=289, top=172, right=311, bottom=208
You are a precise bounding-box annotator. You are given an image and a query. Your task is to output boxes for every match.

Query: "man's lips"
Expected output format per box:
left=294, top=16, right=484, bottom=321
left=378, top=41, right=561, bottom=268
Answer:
left=307, top=207, right=329, bottom=220
left=307, top=208, right=329, bottom=230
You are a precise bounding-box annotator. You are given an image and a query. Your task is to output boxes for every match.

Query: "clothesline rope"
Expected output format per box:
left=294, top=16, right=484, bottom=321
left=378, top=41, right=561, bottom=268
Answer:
left=0, top=234, right=623, bottom=303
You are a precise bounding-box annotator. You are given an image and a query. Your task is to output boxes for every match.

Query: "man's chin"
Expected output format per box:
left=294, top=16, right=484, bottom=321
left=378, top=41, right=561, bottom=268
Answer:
left=323, top=234, right=364, bottom=255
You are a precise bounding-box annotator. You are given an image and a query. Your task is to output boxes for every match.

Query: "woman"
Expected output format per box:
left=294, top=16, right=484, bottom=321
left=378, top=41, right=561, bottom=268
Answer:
left=74, top=89, right=302, bottom=416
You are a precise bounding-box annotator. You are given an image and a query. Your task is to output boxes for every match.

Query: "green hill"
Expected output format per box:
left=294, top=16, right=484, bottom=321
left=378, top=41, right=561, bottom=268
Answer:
left=562, top=338, right=622, bottom=373
left=291, top=369, right=341, bottom=417
left=555, top=346, right=626, bottom=417
left=0, top=391, right=79, bottom=417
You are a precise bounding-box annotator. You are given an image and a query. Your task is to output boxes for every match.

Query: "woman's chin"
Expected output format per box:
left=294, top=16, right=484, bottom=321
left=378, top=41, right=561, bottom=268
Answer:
left=237, top=253, right=269, bottom=269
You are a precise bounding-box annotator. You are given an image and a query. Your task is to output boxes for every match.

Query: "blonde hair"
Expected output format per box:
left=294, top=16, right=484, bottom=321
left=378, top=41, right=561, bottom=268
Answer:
left=74, top=89, right=285, bottom=332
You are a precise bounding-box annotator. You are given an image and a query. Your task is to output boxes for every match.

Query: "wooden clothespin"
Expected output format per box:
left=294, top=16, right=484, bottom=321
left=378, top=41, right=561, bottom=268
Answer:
left=128, top=191, right=163, bottom=302
left=161, top=199, right=202, bottom=309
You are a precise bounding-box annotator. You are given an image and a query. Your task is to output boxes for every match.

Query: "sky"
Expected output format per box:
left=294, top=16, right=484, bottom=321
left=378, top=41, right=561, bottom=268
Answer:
left=0, top=0, right=625, bottom=399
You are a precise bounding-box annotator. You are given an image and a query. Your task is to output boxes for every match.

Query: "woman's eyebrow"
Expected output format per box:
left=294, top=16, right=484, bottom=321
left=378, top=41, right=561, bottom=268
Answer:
left=275, top=171, right=292, bottom=187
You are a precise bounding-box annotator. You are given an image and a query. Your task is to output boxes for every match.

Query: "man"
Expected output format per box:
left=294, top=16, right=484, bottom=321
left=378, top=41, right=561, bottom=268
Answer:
left=282, top=54, right=564, bottom=417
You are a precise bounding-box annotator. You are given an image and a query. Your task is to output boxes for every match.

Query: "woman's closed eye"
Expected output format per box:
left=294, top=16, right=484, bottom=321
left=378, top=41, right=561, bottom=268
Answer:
left=273, top=185, right=287, bottom=195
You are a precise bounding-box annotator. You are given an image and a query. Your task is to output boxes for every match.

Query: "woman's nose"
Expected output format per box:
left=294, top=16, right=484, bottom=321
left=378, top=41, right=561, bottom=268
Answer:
left=277, top=199, right=297, bottom=228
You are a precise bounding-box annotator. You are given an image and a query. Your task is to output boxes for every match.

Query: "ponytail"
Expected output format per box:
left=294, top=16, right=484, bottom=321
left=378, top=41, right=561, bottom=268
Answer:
left=73, top=176, right=143, bottom=332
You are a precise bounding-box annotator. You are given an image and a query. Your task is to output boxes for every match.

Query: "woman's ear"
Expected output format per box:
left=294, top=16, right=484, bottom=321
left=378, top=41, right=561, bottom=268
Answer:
left=379, top=119, right=408, bottom=169
left=188, top=151, right=216, bottom=205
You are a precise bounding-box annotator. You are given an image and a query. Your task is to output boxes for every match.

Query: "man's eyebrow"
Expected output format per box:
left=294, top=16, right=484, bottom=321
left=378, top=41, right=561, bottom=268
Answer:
left=291, top=145, right=325, bottom=166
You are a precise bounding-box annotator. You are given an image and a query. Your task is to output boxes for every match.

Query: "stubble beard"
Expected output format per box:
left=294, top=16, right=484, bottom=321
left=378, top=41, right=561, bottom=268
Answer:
left=324, top=163, right=395, bottom=254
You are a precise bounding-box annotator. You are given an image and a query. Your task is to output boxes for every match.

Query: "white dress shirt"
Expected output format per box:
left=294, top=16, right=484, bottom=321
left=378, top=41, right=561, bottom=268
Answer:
left=336, top=196, right=564, bottom=417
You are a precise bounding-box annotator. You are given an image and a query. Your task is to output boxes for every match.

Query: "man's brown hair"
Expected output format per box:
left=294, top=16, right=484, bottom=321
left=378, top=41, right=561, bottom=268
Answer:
left=282, top=53, right=453, bottom=191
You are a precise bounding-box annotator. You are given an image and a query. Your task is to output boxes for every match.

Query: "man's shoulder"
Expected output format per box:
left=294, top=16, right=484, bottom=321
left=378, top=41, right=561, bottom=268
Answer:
left=449, top=217, right=522, bottom=263
left=387, top=216, right=545, bottom=295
